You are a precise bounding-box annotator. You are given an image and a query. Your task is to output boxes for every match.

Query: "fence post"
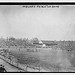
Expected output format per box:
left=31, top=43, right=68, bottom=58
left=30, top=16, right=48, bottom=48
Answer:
left=26, top=65, right=28, bottom=72
left=10, top=57, right=11, bottom=63
left=39, top=65, right=40, bottom=72
left=17, top=62, right=18, bottom=67
left=19, top=48, right=20, bottom=52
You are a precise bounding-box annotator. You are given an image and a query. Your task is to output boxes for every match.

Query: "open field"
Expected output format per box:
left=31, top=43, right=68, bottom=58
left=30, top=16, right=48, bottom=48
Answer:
left=6, top=46, right=75, bottom=72
left=0, top=38, right=75, bottom=72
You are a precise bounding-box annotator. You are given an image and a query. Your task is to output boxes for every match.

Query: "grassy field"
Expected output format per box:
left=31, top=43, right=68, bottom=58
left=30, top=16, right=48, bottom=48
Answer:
left=7, top=46, right=75, bottom=72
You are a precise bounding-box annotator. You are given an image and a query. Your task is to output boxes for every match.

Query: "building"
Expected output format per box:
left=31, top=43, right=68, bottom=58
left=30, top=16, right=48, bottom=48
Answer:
left=41, top=40, right=57, bottom=47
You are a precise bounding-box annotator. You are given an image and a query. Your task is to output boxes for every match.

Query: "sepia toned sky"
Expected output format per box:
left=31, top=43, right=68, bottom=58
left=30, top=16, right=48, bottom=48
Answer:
left=0, top=5, right=75, bottom=40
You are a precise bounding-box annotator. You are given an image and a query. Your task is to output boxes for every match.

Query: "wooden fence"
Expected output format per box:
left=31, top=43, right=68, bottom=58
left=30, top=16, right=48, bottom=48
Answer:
left=0, top=50, right=41, bottom=72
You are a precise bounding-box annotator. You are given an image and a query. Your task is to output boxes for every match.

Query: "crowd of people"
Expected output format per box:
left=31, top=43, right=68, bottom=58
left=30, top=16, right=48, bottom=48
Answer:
left=0, top=64, right=7, bottom=72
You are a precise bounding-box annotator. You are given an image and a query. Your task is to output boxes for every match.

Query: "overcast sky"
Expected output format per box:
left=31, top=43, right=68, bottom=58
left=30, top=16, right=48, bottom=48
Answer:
left=0, top=5, right=75, bottom=40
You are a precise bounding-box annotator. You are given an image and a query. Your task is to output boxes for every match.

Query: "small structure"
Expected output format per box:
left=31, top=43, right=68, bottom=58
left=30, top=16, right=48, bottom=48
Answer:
left=42, top=44, right=46, bottom=47
left=41, top=40, right=57, bottom=47
left=32, top=39, right=43, bottom=48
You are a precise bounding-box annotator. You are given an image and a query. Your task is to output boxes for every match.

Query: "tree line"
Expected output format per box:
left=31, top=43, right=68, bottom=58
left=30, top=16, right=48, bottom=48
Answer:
left=0, top=37, right=39, bottom=48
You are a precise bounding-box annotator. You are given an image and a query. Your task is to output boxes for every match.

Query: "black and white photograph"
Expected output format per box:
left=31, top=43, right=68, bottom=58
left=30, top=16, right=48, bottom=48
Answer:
left=0, top=4, right=75, bottom=72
